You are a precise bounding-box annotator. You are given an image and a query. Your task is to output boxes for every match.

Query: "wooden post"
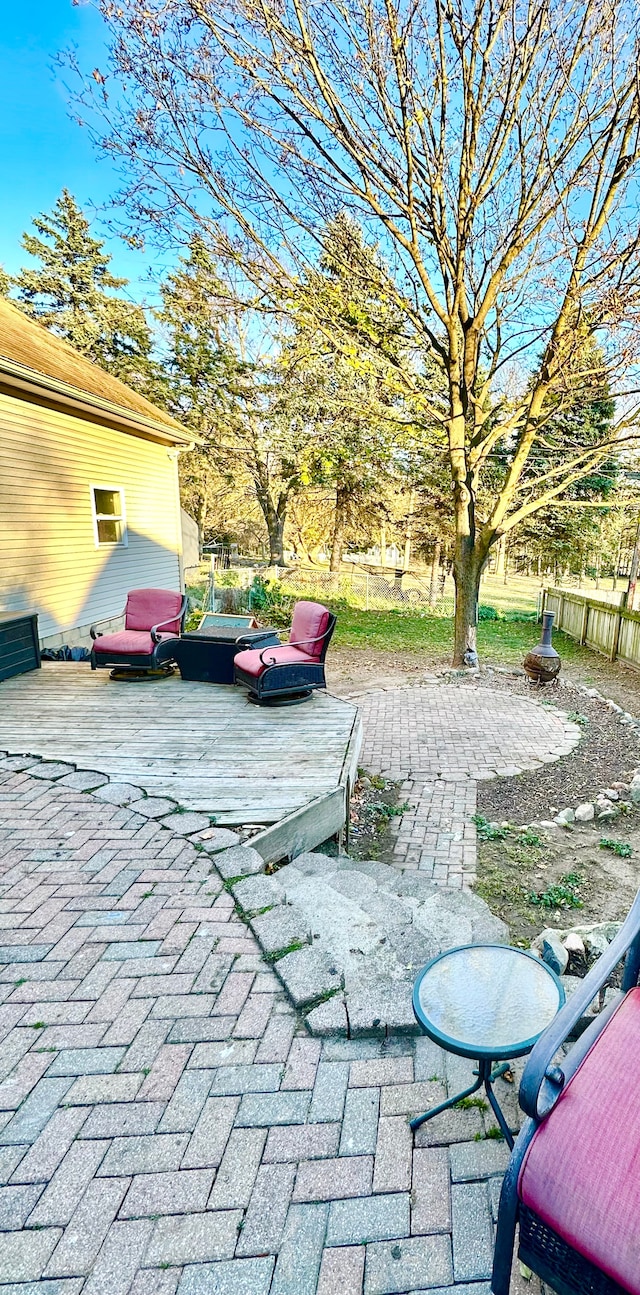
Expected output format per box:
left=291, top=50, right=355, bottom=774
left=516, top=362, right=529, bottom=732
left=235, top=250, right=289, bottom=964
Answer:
left=611, top=607, right=623, bottom=662
left=580, top=597, right=588, bottom=646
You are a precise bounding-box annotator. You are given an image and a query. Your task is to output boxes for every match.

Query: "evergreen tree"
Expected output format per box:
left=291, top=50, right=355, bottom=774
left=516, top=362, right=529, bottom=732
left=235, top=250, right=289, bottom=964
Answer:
left=159, top=237, right=309, bottom=556
left=12, top=190, right=159, bottom=394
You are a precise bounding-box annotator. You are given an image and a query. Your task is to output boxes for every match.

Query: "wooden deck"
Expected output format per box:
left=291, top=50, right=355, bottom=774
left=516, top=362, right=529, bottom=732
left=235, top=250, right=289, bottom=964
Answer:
left=0, top=664, right=362, bottom=828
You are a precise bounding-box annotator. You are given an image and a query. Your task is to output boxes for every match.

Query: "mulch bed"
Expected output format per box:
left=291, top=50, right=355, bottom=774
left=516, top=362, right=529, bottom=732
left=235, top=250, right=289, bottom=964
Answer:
left=465, top=674, right=640, bottom=824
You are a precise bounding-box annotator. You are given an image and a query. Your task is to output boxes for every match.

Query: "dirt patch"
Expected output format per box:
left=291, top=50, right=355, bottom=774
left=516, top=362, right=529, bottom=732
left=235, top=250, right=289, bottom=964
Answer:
left=347, top=773, right=407, bottom=864
left=475, top=818, right=640, bottom=946
left=560, top=655, right=640, bottom=717
left=470, top=675, right=640, bottom=824
left=327, top=646, right=439, bottom=697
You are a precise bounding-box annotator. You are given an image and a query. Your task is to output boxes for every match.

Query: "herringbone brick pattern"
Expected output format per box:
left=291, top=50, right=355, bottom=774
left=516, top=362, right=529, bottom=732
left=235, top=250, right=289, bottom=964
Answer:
left=0, top=758, right=540, bottom=1294
left=357, top=686, right=580, bottom=886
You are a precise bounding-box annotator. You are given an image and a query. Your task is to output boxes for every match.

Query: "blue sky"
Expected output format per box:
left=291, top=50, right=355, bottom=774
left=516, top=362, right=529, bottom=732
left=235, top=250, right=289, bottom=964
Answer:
left=0, top=0, right=157, bottom=303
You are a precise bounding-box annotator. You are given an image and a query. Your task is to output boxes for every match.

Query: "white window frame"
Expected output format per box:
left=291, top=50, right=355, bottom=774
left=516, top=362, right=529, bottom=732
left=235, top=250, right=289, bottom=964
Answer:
left=90, top=484, right=128, bottom=548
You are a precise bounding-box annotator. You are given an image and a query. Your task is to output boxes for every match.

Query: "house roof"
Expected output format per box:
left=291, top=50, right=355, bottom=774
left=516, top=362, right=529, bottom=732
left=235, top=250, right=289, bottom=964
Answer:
left=0, top=296, right=192, bottom=445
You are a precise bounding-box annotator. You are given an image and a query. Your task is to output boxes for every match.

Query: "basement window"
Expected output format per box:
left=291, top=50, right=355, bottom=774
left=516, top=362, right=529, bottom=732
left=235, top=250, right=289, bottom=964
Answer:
left=91, top=486, right=127, bottom=547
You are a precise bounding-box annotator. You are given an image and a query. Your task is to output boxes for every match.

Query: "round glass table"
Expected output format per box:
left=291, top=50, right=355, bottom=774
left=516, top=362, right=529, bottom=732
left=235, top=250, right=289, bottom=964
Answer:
left=411, top=944, right=565, bottom=1146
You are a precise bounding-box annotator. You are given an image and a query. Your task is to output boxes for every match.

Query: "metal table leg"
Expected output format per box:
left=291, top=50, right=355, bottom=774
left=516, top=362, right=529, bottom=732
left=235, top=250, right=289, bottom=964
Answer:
left=410, top=1056, right=514, bottom=1148
left=409, top=1068, right=485, bottom=1132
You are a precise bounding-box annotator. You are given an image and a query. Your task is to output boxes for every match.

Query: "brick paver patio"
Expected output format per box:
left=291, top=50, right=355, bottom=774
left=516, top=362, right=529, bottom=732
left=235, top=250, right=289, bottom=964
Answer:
left=358, top=687, right=581, bottom=887
left=0, top=755, right=544, bottom=1294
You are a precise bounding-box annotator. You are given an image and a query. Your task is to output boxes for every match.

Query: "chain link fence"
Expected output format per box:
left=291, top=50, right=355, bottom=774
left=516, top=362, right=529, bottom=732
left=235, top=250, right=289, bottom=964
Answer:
left=277, top=565, right=455, bottom=615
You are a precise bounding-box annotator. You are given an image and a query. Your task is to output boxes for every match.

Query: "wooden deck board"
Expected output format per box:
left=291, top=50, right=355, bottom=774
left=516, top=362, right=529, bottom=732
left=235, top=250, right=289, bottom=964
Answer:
left=0, top=664, right=361, bottom=825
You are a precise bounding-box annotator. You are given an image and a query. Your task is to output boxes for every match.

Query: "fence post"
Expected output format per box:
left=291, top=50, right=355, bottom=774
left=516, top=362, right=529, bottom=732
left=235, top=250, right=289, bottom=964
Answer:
left=365, top=574, right=369, bottom=611
left=580, top=598, right=588, bottom=646
left=610, top=608, right=623, bottom=663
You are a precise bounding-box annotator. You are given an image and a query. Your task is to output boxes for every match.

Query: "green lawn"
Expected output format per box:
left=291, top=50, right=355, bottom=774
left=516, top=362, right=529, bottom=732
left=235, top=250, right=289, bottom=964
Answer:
left=332, top=605, right=587, bottom=667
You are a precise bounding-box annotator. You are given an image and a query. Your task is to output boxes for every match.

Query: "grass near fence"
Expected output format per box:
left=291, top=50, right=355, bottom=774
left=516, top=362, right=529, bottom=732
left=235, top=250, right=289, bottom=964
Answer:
left=332, top=606, right=588, bottom=667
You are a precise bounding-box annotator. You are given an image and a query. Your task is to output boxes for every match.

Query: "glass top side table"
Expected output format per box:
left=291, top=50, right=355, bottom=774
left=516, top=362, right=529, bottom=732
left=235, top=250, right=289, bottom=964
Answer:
left=411, top=944, right=565, bottom=1147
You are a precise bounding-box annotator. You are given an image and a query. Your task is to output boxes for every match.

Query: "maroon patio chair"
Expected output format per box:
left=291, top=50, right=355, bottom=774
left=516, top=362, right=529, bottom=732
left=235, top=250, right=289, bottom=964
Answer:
left=491, top=886, right=640, bottom=1295
left=90, top=588, right=188, bottom=677
left=233, top=599, right=336, bottom=704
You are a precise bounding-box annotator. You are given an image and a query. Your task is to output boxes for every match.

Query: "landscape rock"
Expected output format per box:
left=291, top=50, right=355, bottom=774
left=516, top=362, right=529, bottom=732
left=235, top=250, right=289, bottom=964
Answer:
left=581, top=930, right=612, bottom=960
left=562, top=931, right=585, bottom=957
left=571, top=921, right=622, bottom=944
left=630, top=778, right=640, bottom=806
left=574, top=802, right=594, bottom=824
left=214, top=845, right=265, bottom=881
left=249, top=905, right=311, bottom=959
left=597, top=808, right=619, bottom=822
left=601, top=789, right=620, bottom=802
left=539, top=933, right=568, bottom=977
left=554, top=808, right=575, bottom=827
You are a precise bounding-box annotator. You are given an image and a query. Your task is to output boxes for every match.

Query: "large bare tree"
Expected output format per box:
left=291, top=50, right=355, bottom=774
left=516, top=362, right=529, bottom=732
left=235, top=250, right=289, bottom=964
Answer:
left=69, top=0, right=640, bottom=660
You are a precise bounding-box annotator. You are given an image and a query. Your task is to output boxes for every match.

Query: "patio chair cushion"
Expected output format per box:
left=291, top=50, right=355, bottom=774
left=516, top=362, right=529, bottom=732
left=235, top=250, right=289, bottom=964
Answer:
left=124, top=589, right=184, bottom=635
left=233, top=644, right=317, bottom=678
left=289, top=601, right=330, bottom=657
left=93, top=630, right=177, bottom=657
left=518, top=986, right=640, bottom=1294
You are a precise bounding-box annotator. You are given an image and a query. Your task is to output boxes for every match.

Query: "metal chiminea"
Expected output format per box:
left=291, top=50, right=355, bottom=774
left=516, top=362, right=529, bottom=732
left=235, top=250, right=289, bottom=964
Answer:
left=523, top=610, right=561, bottom=683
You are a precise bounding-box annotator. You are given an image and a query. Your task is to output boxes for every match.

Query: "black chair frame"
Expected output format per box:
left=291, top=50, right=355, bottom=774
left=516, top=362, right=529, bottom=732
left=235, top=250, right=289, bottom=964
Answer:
left=89, top=596, right=188, bottom=673
left=491, top=888, right=640, bottom=1295
left=234, top=613, right=337, bottom=705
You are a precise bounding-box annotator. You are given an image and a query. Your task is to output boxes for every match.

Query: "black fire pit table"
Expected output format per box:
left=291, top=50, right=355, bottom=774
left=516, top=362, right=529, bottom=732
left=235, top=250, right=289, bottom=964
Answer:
left=411, top=944, right=565, bottom=1147
left=172, top=615, right=281, bottom=685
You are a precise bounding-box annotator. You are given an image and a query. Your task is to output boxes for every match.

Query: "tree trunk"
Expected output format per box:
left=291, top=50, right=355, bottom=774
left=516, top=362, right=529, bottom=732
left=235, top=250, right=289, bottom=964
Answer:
left=452, top=546, right=483, bottom=666
left=196, top=495, right=208, bottom=541
left=268, top=514, right=286, bottom=566
left=429, top=539, right=441, bottom=607
left=330, top=485, right=349, bottom=572
left=495, top=534, right=506, bottom=578
left=403, top=488, right=416, bottom=571
left=379, top=522, right=387, bottom=567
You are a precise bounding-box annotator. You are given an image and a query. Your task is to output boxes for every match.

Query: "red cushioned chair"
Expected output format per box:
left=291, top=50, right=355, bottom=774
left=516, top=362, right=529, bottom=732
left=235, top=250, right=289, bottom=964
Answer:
left=90, top=588, right=188, bottom=678
left=492, top=888, right=640, bottom=1295
left=233, top=600, right=336, bottom=705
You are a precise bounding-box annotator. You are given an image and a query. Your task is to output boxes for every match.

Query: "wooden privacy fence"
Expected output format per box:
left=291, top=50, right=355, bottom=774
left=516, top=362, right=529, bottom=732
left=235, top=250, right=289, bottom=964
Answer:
left=543, top=587, right=640, bottom=668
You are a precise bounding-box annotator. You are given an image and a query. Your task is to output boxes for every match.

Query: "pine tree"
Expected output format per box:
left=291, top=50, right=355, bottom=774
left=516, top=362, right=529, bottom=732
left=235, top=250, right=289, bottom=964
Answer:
left=12, top=190, right=159, bottom=394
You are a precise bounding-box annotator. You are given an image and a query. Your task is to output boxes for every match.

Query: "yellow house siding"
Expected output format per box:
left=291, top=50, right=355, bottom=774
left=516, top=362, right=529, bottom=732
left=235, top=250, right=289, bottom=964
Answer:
left=0, top=391, right=183, bottom=643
